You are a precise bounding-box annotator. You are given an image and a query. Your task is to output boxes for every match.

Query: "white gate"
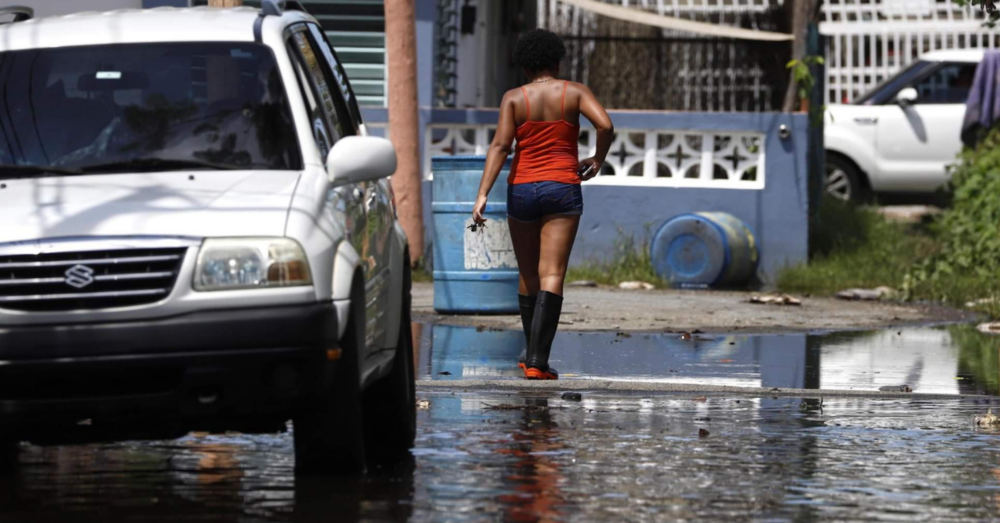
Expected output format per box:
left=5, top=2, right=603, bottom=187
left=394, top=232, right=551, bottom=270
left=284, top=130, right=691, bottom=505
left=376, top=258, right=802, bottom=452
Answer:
left=821, top=0, right=999, bottom=104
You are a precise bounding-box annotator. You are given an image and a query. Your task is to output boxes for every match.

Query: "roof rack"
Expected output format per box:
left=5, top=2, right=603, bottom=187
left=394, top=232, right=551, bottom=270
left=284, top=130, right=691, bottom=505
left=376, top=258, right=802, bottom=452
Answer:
left=259, top=0, right=306, bottom=17
left=0, top=6, right=33, bottom=24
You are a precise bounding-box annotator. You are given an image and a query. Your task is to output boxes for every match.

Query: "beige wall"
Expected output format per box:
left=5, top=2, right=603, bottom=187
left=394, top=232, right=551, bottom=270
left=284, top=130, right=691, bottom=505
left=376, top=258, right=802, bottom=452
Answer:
left=15, top=0, right=144, bottom=18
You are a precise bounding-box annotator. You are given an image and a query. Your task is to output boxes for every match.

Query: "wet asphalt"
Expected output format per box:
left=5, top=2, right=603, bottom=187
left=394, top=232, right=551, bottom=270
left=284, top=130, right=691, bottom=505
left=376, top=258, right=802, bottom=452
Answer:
left=3, top=324, right=1000, bottom=522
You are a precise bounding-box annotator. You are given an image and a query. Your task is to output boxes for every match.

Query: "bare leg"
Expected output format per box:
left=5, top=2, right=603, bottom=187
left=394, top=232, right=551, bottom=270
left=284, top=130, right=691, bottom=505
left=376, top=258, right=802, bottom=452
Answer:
left=507, top=217, right=541, bottom=296
left=537, top=214, right=581, bottom=296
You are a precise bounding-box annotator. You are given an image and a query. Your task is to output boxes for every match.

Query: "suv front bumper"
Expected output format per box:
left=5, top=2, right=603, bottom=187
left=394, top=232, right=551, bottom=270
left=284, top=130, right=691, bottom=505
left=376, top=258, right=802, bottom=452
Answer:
left=0, top=303, right=339, bottom=443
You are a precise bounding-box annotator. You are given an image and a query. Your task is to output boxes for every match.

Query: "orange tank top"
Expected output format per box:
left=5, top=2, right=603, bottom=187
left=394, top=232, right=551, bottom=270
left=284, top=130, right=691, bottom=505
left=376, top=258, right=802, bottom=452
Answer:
left=508, top=81, right=581, bottom=185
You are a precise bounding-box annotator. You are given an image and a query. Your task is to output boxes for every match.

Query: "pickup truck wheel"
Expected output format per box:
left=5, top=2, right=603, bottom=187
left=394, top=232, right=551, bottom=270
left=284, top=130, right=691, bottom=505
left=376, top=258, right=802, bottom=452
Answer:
left=363, top=260, right=416, bottom=464
left=826, top=155, right=867, bottom=203
left=293, top=275, right=367, bottom=476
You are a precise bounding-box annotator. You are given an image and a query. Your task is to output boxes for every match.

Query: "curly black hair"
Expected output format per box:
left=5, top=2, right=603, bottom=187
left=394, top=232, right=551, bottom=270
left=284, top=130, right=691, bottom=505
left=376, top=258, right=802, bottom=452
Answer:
left=513, top=29, right=566, bottom=73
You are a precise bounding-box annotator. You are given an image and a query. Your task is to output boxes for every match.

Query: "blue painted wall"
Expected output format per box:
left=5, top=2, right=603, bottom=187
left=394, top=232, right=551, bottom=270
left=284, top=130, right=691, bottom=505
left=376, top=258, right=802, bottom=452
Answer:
left=143, top=0, right=186, bottom=7
left=361, top=109, right=810, bottom=286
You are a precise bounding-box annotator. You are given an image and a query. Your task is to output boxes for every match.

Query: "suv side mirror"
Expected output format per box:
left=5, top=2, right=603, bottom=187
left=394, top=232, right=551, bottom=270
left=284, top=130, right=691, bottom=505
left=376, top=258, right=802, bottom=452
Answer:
left=326, top=136, right=397, bottom=186
left=895, top=87, right=918, bottom=106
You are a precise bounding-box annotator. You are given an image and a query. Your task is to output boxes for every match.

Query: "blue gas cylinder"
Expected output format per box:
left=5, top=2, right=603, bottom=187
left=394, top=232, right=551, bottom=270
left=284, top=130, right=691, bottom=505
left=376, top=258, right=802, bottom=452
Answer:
left=650, top=212, right=758, bottom=288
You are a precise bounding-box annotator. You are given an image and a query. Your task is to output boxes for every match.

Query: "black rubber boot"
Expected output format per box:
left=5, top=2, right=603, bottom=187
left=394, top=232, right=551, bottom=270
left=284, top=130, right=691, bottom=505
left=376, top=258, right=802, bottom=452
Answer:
left=517, top=294, right=535, bottom=369
left=524, top=291, right=562, bottom=380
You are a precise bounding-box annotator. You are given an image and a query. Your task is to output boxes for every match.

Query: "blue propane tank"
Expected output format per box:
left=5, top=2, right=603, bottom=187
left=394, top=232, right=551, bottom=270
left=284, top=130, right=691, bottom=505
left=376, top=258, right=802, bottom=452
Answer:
left=650, top=212, right=758, bottom=288
left=431, top=156, right=519, bottom=314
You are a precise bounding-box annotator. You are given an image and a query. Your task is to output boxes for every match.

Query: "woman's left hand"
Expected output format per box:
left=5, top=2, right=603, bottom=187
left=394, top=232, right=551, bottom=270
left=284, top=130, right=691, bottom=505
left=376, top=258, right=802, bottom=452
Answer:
left=472, top=195, right=488, bottom=224
left=579, top=157, right=602, bottom=181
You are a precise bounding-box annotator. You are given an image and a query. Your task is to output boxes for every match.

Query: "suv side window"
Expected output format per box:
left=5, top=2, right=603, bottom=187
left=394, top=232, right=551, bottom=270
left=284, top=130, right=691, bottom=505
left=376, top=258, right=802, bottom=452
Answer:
left=911, top=63, right=977, bottom=105
left=306, top=23, right=364, bottom=133
left=286, top=26, right=349, bottom=160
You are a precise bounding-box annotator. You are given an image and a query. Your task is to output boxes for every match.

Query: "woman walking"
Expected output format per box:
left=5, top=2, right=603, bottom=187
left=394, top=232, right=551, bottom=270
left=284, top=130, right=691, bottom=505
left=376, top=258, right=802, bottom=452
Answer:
left=472, top=29, right=614, bottom=380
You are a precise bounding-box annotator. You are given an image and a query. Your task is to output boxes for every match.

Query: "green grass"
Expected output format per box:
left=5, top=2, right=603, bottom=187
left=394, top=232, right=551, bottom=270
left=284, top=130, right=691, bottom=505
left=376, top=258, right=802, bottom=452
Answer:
left=776, top=199, right=939, bottom=296
left=566, top=230, right=666, bottom=287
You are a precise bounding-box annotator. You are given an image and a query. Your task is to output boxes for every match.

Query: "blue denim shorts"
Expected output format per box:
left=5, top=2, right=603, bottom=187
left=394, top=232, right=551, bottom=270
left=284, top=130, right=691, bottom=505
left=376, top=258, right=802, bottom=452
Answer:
left=506, top=181, right=584, bottom=223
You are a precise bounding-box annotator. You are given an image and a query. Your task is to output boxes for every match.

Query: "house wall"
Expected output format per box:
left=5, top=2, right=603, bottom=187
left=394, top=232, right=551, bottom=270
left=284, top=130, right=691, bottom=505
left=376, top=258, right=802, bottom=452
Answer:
left=363, top=108, right=810, bottom=285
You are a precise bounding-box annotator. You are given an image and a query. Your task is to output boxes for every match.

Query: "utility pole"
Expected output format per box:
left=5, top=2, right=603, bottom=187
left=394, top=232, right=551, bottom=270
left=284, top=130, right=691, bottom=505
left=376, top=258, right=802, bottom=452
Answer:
left=208, top=0, right=243, bottom=6
left=782, top=0, right=814, bottom=112
left=384, top=0, right=424, bottom=264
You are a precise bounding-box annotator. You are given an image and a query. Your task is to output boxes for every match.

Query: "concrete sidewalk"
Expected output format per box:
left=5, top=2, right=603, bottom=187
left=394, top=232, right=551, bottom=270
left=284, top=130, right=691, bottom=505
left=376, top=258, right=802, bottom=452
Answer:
left=412, top=282, right=969, bottom=334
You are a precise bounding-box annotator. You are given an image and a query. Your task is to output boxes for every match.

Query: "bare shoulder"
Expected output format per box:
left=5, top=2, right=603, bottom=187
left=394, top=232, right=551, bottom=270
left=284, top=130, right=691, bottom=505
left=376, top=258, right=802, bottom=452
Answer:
left=500, top=88, right=522, bottom=105
left=566, top=81, right=595, bottom=96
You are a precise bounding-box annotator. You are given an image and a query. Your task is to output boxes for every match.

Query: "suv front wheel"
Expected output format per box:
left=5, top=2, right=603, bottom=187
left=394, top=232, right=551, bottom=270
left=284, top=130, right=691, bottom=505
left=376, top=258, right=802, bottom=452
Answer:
left=826, top=154, right=868, bottom=203
left=294, top=272, right=367, bottom=476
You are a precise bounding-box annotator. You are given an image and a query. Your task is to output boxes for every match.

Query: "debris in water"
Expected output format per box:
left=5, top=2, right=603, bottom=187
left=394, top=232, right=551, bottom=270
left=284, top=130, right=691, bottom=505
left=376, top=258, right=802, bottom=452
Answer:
left=698, top=428, right=710, bottom=438
left=416, top=399, right=431, bottom=410
left=561, top=392, right=583, bottom=401
left=615, top=331, right=632, bottom=339
left=878, top=385, right=912, bottom=393
left=438, top=371, right=452, bottom=376
left=976, top=409, right=1000, bottom=427
left=749, top=294, right=802, bottom=306
left=693, top=396, right=707, bottom=403
left=481, top=403, right=565, bottom=412
left=618, top=281, right=655, bottom=291
left=679, top=332, right=692, bottom=341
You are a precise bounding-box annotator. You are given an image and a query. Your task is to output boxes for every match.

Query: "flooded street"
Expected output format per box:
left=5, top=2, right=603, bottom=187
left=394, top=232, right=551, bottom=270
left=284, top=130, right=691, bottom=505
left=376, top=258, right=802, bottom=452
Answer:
left=4, top=324, right=1000, bottom=522
left=418, top=323, right=1000, bottom=395
left=3, top=392, right=1000, bottom=522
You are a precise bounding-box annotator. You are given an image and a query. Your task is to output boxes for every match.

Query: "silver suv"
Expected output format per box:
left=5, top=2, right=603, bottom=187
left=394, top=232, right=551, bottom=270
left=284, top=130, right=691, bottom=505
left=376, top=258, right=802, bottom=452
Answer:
left=0, top=2, right=414, bottom=475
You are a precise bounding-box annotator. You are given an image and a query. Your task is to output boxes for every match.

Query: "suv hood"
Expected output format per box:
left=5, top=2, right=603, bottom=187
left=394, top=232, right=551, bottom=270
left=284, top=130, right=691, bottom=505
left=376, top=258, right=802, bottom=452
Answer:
left=0, top=171, right=301, bottom=244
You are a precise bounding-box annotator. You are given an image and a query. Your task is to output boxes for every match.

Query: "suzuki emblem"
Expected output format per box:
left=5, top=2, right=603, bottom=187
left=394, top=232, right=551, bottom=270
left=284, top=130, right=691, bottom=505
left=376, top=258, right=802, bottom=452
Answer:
left=65, top=265, right=95, bottom=289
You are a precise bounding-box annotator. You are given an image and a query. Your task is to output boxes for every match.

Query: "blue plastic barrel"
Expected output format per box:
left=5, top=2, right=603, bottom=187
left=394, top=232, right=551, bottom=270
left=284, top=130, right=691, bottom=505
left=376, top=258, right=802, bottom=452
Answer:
left=431, top=156, right=519, bottom=314
left=650, top=212, right=758, bottom=288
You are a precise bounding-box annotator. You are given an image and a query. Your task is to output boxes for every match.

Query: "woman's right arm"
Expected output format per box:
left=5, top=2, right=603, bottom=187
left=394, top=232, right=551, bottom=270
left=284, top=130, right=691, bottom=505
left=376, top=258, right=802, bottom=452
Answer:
left=577, top=84, right=614, bottom=181
left=472, top=91, right=517, bottom=224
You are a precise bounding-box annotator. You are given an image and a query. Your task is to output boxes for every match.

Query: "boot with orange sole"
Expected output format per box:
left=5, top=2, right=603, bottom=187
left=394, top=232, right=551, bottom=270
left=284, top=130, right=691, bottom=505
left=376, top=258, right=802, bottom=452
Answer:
left=523, top=291, right=562, bottom=380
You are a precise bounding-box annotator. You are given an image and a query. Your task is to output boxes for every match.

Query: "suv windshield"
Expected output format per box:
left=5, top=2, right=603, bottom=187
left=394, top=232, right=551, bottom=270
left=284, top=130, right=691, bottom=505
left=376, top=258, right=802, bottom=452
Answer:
left=0, top=42, right=302, bottom=177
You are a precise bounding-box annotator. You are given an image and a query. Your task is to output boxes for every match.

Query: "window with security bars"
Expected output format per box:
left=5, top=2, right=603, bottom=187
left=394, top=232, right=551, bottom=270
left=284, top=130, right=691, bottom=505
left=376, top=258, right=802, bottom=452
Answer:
left=190, top=0, right=387, bottom=106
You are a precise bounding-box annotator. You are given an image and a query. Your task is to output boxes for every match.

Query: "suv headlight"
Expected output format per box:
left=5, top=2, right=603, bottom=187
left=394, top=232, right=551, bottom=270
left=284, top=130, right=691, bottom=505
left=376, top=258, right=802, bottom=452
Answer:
left=193, top=238, right=313, bottom=291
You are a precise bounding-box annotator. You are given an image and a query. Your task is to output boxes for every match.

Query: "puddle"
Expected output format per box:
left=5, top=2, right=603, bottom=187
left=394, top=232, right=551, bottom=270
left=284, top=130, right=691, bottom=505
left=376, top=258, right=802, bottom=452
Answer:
left=416, top=323, right=1000, bottom=395
left=3, top=392, right=1000, bottom=522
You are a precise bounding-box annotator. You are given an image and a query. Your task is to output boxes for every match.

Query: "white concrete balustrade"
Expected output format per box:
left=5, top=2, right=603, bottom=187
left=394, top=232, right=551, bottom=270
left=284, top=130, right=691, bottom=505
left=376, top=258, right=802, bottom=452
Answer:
left=423, top=124, right=765, bottom=189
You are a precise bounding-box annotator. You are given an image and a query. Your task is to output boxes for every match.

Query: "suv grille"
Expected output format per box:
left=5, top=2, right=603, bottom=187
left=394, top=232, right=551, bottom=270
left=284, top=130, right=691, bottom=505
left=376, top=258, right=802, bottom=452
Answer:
left=0, top=248, right=187, bottom=312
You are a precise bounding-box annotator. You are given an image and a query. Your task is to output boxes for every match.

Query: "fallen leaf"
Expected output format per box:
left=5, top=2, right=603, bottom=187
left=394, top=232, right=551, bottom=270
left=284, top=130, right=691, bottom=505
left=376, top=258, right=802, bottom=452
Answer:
left=698, top=428, right=710, bottom=438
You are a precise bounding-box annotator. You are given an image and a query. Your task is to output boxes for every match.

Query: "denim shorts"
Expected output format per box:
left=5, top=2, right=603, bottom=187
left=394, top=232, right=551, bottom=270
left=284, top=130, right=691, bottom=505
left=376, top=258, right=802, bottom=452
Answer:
left=506, top=181, right=584, bottom=223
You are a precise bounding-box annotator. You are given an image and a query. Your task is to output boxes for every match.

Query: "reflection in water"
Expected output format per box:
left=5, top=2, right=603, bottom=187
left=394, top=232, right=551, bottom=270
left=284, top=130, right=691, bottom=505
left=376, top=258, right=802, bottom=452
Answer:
left=496, top=398, right=566, bottom=522
left=419, top=323, right=1000, bottom=395
left=2, top=393, right=1000, bottom=521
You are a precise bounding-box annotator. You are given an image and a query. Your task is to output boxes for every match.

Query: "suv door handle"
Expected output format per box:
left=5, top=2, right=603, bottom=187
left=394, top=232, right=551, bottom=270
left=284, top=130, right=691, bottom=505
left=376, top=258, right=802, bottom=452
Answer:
left=854, top=117, right=878, bottom=125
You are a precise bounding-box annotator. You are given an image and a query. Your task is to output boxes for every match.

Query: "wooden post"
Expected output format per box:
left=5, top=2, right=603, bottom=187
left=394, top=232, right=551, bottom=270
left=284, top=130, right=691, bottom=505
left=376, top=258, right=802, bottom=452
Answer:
left=385, top=0, right=425, bottom=264
left=208, top=0, right=243, bottom=6
left=782, top=0, right=814, bottom=112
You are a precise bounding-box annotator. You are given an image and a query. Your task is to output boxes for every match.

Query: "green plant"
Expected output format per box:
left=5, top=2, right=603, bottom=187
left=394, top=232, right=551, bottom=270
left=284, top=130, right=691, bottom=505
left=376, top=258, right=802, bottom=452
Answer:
left=566, top=228, right=665, bottom=287
left=787, top=55, right=826, bottom=124
left=906, top=126, right=1000, bottom=313
left=955, top=0, right=1000, bottom=27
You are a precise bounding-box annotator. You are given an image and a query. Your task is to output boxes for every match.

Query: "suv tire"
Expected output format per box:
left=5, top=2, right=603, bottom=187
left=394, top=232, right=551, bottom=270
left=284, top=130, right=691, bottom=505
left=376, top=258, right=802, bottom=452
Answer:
left=293, top=273, right=367, bottom=476
left=363, top=258, right=416, bottom=464
left=826, top=154, right=868, bottom=203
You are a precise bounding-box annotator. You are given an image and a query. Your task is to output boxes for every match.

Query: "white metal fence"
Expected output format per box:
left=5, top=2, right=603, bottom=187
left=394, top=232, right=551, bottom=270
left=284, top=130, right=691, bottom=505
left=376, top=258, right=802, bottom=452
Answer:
left=820, top=0, right=999, bottom=103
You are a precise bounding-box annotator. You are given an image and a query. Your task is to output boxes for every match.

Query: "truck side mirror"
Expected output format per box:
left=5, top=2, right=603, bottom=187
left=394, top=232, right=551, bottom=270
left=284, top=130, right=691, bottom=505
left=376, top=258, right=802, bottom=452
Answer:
left=895, top=87, right=918, bottom=106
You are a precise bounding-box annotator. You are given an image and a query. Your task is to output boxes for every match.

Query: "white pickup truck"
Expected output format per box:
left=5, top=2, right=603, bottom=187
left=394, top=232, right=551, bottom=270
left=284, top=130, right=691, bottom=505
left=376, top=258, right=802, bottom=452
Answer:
left=825, top=50, right=981, bottom=201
